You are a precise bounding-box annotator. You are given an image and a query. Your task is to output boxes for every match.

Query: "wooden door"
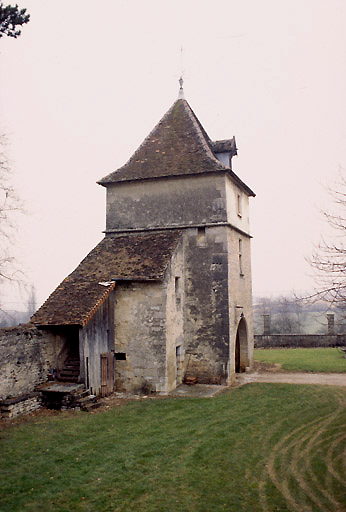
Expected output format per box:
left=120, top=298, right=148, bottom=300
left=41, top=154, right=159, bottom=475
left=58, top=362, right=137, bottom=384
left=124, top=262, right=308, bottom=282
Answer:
left=235, top=332, right=240, bottom=373
left=100, top=352, right=115, bottom=397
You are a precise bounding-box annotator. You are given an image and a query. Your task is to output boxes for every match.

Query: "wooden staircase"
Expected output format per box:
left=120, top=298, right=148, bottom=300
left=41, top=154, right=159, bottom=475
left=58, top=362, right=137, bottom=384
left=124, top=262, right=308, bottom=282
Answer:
left=58, top=356, right=80, bottom=383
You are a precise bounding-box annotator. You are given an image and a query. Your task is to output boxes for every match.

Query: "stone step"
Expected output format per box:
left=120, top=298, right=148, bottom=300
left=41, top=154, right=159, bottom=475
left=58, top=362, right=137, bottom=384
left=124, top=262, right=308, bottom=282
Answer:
left=72, top=389, right=90, bottom=400
left=57, top=356, right=80, bottom=383
left=58, top=375, right=79, bottom=383
left=60, top=369, right=79, bottom=376
left=64, top=363, right=80, bottom=369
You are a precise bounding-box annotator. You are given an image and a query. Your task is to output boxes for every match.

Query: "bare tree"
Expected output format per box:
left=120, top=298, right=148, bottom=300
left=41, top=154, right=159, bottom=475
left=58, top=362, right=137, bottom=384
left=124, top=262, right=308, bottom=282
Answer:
left=271, top=295, right=305, bottom=334
left=26, top=284, right=37, bottom=318
left=253, top=295, right=307, bottom=334
left=307, top=170, right=346, bottom=312
left=0, top=135, right=23, bottom=294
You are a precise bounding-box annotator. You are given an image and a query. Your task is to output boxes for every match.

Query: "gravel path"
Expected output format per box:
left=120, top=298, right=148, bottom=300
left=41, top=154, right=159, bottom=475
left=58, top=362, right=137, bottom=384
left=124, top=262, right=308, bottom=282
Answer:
left=236, top=370, right=346, bottom=387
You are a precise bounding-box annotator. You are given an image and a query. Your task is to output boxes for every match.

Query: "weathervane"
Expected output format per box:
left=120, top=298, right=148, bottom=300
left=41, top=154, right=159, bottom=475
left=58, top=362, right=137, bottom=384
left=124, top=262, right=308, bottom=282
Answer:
left=178, top=46, right=185, bottom=99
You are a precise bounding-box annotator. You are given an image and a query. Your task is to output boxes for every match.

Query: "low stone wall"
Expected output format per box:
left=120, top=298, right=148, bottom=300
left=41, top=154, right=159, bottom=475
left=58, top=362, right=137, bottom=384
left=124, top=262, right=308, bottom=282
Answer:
left=0, top=392, right=41, bottom=419
left=254, top=334, right=346, bottom=348
left=0, top=324, right=56, bottom=400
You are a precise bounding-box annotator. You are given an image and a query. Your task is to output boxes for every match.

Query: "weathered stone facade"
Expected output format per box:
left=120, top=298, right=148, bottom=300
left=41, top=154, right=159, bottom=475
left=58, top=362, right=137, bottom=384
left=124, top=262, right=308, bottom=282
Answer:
left=0, top=324, right=64, bottom=400
left=113, top=238, right=185, bottom=393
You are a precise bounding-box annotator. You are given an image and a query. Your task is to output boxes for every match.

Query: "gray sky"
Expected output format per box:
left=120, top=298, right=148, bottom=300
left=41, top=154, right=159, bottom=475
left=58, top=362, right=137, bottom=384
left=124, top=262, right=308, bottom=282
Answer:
left=1, top=0, right=346, bottom=309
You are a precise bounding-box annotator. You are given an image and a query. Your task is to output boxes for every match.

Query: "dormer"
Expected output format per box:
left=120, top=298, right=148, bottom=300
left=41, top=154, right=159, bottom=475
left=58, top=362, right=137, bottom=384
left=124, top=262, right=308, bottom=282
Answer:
left=211, top=137, right=237, bottom=169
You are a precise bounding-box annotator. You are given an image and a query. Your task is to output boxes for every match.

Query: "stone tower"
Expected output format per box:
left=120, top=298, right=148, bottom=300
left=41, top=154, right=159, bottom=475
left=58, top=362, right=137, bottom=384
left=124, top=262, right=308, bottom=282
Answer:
left=98, top=92, right=255, bottom=385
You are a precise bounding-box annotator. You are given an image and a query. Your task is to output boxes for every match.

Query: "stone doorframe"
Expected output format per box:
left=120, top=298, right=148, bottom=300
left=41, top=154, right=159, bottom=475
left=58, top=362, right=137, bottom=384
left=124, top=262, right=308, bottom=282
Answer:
left=235, top=316, right=249, bottom=373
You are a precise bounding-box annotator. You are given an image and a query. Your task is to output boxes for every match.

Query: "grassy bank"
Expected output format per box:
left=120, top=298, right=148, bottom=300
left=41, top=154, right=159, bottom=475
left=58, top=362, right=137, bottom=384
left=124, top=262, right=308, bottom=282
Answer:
left=1, top=384, right=346, bottom=511
left=254, top=347, right=346, bottom=372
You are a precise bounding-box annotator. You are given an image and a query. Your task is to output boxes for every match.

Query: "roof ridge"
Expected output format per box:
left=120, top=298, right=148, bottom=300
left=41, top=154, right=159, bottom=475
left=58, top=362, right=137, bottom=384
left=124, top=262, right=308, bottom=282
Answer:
left=98, top=101, right=181, bottom=185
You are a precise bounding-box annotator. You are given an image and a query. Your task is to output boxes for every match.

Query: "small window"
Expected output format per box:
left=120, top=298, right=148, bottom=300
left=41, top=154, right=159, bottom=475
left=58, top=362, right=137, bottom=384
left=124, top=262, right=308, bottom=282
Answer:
left=115, top=353, right=126, bottom=360
left=175, top=277, right=180, bottom=294
left=239, top=239, right=244, bottom=276
left=175, top=277, right=181, bottom=306
left=237, top=194, right=242, bottom=218
left=197, top=227, right=206, bottom=246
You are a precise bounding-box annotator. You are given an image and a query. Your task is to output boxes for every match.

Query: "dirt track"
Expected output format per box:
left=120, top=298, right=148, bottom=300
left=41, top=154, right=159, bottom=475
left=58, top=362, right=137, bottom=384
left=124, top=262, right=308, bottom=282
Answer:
left=236, top=362, right=346, bottom=387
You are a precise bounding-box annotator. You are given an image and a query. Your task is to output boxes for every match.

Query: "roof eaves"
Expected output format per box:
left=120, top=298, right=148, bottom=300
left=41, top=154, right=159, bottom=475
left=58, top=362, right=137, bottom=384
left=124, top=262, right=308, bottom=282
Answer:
left=226, top=170, right=256, bottom=197
left=79, top=281, right=116, bottom=327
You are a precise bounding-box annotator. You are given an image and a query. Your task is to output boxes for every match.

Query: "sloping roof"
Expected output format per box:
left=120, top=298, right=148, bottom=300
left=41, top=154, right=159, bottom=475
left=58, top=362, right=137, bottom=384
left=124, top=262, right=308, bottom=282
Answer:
left=97, top=99, right=254, bottom=196
left=31, top=230, right=182, bottom=326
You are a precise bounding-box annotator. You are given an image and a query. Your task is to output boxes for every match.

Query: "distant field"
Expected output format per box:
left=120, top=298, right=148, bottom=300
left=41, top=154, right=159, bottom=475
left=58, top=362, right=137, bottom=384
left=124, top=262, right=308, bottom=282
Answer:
left=1, top=384, right=346, bottom=512
left=254, top=347, right=346, bottom=372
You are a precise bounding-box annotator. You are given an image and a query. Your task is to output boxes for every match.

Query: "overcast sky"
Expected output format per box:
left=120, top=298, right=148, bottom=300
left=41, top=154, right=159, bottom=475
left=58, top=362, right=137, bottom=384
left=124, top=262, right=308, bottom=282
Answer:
left=1, top=0, right=346, bottom=310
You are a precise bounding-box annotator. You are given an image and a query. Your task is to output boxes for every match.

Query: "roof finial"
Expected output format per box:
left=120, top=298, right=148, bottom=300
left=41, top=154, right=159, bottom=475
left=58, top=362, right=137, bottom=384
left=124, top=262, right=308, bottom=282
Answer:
left=178, top=46, right=185, bottom=99
left=178, top=76, right=184, bottom=99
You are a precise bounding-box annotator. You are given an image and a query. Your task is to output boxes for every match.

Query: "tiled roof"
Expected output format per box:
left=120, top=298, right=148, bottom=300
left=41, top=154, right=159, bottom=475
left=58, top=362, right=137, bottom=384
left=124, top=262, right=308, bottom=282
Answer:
left=31, top=230, right=182, bottom=326
left=98, top=99, right=223, bottom=185
left=97, top=99, right=249, bottom=193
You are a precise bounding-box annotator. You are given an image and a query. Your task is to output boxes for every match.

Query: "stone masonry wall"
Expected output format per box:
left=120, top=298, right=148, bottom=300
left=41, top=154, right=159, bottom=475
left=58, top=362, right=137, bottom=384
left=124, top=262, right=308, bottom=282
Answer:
left=227, top=228, right=254, bottom=379
left=0, top=393, right=41, bottom=419
left=255, top=334, right=346, bottom=348
left=114, top=281, right=167, bottom=394
left=164, top=239, right=185, bottom=392
left=0, top=324, right=58, bottom=400
left=106, top=174, right=227, bottom=232
left=183, top=227, right=230, bottom=384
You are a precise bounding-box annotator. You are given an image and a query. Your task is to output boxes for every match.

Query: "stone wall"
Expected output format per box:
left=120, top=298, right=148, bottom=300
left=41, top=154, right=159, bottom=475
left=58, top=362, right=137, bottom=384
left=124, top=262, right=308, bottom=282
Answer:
left=106, top=174, right=227, bottom=232
left=0, top=392, right=41, bottom=419
left=113, top=281, right=168, bottom=394
left=254, top=334, right=346, bottom=348
left=227, top=227, right=254, bottom=378
left=164, top=238, right=185, bottom=391
left=183, top=226, right=230, bottom=384
left=0, top=324, right=58, bottom=400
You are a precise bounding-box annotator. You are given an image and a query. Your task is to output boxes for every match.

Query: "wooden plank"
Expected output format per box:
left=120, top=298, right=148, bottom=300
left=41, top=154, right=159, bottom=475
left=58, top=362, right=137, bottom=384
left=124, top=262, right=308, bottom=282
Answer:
left=100, top=352, right=115, bottom=397
left=100, top=354, right=108, bottom=397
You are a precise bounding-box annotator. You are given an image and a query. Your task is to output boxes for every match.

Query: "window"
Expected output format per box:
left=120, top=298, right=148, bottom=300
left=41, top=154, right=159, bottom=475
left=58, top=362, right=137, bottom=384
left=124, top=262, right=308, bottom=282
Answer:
left=237, top=194, right=242, bottom=218
left=239, top=239, right=244, bottom=276
left=175, top=277, right=180, bottom=294
left=175, top=277, right=181, bottom=306
left=197, top=226, right=206, bottom=246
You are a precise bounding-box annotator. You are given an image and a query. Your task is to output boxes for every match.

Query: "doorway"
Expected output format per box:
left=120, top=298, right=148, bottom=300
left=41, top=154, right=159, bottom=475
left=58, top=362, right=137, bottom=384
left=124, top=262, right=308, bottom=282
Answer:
left=235, top=317, right=248, bottom=373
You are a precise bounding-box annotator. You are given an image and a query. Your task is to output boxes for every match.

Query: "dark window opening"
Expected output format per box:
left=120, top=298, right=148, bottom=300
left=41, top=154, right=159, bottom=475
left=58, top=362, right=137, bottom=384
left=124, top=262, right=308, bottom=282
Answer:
left=239, top=239, right=244, bottom=277
left=197, top=227, right=206, bottom=246
left=175, top=277, right=180, bottom=294
left=237, top=194, right=242, bottom=217
left=115, top=352, right=127, bottom=360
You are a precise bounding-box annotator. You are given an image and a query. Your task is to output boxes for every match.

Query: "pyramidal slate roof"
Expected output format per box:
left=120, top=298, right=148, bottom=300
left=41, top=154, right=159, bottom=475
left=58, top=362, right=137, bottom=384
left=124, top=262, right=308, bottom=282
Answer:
left=98, top=98, right=255, bottom=196
left=31, top=230, right=182, bottom=326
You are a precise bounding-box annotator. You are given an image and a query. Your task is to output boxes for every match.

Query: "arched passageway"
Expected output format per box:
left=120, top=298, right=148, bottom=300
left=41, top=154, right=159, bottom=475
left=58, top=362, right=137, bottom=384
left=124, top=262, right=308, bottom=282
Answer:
left=235, top=317, right=249, bottom=373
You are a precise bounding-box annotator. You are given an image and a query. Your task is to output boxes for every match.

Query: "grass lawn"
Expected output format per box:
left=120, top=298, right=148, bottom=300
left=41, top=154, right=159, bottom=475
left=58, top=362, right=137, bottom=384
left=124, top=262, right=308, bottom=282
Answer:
left=254, top=347, right=346, bottom=372
left=1, top=384, right=346, bottom=512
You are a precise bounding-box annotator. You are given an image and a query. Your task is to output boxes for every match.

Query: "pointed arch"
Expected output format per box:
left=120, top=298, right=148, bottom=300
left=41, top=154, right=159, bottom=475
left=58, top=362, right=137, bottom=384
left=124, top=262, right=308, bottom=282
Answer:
left=235, top=316, right=249, bottom=372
